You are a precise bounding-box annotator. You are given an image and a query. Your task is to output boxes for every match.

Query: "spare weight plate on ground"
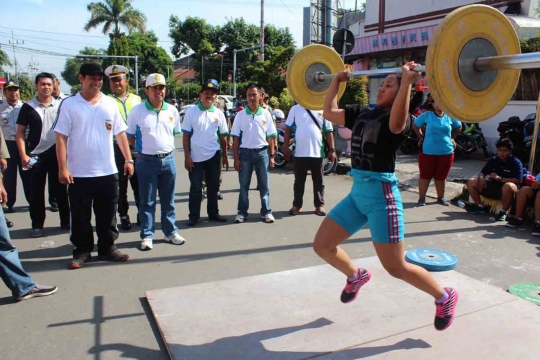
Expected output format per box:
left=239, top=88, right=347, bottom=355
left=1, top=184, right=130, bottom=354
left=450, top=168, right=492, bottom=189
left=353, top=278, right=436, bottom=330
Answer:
left=508, top=283, right=540, bottom=305
left=286, top=44, right=346, bottom=111
left=405, top=248, right=458, bottom=271
left=426, top=4, right=520, bottom=123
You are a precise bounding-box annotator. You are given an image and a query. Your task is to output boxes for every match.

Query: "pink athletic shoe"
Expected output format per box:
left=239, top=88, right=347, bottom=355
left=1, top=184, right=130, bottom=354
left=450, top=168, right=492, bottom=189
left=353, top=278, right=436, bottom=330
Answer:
left=434, top=287, right=459, bottom=331
left=340, top=268, right=371, bottom=303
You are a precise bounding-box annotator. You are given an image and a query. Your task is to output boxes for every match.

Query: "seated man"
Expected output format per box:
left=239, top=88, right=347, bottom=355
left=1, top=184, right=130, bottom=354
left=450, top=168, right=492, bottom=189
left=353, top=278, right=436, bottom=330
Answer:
left=506, top=172, right=540, bottom=236
left=466, top=138, right=522, bottom=221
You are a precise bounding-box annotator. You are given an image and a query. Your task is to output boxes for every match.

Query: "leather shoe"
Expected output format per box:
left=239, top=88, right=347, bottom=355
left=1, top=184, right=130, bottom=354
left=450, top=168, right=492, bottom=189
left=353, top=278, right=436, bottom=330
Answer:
left=188, top=218, right=198, bottom=227
left=6, top=218, right=13, bottom=228
left=209, top=215, right=227, bottom=222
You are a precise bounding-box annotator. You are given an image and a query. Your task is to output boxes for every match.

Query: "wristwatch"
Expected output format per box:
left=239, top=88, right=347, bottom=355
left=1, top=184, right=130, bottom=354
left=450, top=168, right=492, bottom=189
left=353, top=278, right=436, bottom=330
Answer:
left=270, top=153, right=276, bottom=158
left=125, top=160, right=135, bottom=164
left=327, top=148, right=335, bottom=152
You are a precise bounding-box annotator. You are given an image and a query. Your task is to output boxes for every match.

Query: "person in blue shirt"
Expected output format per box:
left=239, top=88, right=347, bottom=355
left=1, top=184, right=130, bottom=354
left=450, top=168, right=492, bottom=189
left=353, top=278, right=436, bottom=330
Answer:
left=413, top=98, right=461, bottom=206
left=506, top=171, right=540, bottom=235
left=466, top=138, right=522, bottom=221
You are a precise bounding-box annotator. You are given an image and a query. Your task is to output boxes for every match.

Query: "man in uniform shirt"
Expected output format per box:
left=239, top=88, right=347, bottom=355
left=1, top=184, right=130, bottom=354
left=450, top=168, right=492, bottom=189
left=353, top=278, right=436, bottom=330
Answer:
left=105, top=64, right=141, bottom=230
left=127, top=73, right=185, bottom=251
left=54, top=63, right=133, bottom=269
left=16, top=73, right=70, bottom=238
left=51, top=74, right=68, bottom=101
left=231, top=84, right=277, bottom=224
left=284, top=104, right=336, bottom=216
left=0, top=80, right=30, bottom=213
left=183, top=79, right=229, bottom=227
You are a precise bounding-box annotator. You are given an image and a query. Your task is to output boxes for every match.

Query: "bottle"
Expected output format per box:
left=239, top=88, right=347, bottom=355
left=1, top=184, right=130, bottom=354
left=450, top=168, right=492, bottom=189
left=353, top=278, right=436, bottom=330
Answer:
left=23, top=156, right=38, bottom=171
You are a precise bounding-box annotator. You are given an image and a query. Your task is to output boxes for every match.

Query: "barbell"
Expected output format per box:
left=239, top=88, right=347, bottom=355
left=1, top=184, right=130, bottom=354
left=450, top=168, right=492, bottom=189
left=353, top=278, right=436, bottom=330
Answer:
left=286, top=4, right=540, bottom=123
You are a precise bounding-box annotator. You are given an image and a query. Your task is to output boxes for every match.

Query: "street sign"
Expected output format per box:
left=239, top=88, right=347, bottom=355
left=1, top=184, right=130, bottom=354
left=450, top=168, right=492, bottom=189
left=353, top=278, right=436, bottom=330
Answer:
left=332, top=29, right=355, bottom=55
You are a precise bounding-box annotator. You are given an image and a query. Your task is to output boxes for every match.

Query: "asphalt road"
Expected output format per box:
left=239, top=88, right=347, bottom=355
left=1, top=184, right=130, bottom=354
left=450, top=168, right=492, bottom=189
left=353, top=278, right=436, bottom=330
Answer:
left=1, top=142, right=539, bottom=360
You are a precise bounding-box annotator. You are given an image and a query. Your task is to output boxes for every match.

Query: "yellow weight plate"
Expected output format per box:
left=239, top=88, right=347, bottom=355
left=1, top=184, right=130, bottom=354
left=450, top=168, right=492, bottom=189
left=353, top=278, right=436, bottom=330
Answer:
left=426, top=4, right=520, bottom=123
left=286, top=44, right=346, bottom=110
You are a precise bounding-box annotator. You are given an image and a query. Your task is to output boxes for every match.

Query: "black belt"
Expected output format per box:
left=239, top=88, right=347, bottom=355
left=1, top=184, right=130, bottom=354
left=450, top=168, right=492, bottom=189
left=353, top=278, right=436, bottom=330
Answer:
left=141, top=151, right=173, bottom=158
left=243, top=146, right=268, bottom=152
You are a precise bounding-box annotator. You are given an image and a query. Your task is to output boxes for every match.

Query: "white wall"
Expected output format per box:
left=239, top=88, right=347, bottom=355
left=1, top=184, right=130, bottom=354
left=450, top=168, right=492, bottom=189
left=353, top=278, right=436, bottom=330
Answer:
left=480, top=101, right=537, bottom=154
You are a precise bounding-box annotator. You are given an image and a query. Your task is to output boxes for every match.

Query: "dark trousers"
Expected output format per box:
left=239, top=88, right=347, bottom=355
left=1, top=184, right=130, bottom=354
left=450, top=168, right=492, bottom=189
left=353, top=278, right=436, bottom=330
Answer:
left=68, top=174, right=119, bottom=256
left=3, top=140, right=31, bottom=209
left=188, top=151, right=221, bottom=220
left=28, top=145, right=70, bottom=229
left=293, top=157, right=325, bottom=208
left=114, top=143, right=140, bottom=216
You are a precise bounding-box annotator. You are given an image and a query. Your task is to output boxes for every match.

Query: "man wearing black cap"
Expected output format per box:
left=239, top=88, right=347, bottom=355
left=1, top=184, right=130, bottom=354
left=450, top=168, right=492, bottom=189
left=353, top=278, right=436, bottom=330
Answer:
left=105, top=64, right=141, bottom=230
left=0, top=80, right=30, bottom=215
left=53, top=63, right=134, bottom=269
left=16, top=72, right=70, bottom=238
left=182, top=79, right=229, bottom=227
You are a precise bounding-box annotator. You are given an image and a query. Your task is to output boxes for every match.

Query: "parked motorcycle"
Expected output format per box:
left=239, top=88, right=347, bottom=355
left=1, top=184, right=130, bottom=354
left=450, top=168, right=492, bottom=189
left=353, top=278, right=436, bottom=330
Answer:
left=275, top=129, right=338, bottom=175
left=454, top=123, right=489, bottom=158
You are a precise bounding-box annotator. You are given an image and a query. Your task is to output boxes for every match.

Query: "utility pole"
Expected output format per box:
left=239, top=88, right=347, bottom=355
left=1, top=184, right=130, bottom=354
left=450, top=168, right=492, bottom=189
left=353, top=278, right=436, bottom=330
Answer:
left=9, top=31, right=24, bottom=75
left=260, top=0, right=265, bottom=61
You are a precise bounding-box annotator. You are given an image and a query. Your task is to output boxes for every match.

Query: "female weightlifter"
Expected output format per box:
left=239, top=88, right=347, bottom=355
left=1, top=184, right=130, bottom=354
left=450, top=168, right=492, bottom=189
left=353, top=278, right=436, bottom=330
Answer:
left=314, top=62, right=458, bottom=331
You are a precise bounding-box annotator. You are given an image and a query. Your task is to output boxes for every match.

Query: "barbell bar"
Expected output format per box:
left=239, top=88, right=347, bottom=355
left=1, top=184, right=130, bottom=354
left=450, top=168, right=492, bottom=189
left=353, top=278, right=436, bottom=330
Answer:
left=286, top=4, right=532, bottom=123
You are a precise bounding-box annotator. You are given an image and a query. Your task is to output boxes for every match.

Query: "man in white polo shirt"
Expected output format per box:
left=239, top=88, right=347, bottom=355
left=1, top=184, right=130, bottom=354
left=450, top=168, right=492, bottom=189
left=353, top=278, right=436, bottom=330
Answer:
left=16, top=72, right=70, bottom=238
left=231, top=84, right=277, bottom=224
left=284, top=104, right=336, bottom=216
left=53, top=63, right=134, bottom=269
left=127, top=73, right=185, bottom=251
left=182, top=79, right=229, bottom=227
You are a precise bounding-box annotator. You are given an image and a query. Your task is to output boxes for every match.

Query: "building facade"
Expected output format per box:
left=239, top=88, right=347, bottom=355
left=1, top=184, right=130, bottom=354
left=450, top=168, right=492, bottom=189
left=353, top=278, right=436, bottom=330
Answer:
left=347, top=0, right=540, bottom=151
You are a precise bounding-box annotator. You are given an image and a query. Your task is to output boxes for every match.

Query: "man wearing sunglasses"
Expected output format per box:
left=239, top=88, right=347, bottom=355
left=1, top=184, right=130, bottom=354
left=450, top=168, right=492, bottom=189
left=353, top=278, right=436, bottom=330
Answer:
left=127, top=73, right=185, bottom=251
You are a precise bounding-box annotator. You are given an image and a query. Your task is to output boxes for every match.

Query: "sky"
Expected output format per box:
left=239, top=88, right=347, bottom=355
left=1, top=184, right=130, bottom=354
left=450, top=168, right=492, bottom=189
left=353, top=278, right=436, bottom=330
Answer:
left=1, top=0, right=364, bottom=93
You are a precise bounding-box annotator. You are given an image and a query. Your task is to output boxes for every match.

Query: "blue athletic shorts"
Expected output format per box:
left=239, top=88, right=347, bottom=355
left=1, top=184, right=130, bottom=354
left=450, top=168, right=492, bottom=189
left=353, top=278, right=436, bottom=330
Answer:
left=328, top=169, right=404, bottom=243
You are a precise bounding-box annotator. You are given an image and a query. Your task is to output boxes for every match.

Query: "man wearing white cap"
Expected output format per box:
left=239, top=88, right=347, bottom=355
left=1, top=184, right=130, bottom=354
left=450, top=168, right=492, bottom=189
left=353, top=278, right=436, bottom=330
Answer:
left=105, top=64, right=142, bottom=231
left=127, top=73, right=185, bottom=250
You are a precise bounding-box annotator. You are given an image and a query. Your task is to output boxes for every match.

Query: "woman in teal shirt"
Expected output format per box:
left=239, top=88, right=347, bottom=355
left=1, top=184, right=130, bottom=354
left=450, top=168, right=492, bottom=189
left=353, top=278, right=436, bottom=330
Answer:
left=413, top=98, right=462, bottom=206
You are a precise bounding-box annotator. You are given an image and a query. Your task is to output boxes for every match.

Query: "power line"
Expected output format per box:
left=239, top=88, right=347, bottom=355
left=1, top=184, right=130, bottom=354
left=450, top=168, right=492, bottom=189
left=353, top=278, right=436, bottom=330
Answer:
left=277, top=0, right=303, bottom=23
left=0, top=31, right=108, bottom=48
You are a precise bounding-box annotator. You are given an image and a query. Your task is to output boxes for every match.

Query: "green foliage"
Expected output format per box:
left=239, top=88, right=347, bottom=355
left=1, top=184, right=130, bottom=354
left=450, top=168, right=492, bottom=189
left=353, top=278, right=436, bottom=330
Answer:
left=12, top=74, right=34, bottom=101
left=126, top=31, right=172, bottom=78
left=61, top=47, right=104, bottom=87
left=520, top=38, right=540, bottom=53
left=269, top=96, right=279, bottom=109
left=278, top=88, right=294, bottom=115
left=245, top=46, right=295, bottom=97
left=339, top=75, right=369, bottom=108
left=70, top=84, right=82, bottom=95
left=85, top=0, right=147, bottom=38
left=0, top=48, right=12, bottom=74
left=168, top=16, right=295, bottom=86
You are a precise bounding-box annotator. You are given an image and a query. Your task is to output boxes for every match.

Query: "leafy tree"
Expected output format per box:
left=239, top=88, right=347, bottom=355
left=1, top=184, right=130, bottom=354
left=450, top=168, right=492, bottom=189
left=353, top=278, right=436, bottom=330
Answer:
left=169, top=17, right=219, bottom=57
left=339, top=69, right=369, bottom=108
left=13, top=74, right=34, bottom=101
left=0, top=48, right=12, bottom=74
left=278, top=88, right=294, bottom=115
left=245, top=46, right=295, bottom=97
left=126, top=31, right=172, bottom=86
left=84, top=0, right=146, bottom=39
left=263, top=24, right=295, bottom=48
left=61, top=47, right=104, bottom=93
left=269, top=96, right=279, bottom=109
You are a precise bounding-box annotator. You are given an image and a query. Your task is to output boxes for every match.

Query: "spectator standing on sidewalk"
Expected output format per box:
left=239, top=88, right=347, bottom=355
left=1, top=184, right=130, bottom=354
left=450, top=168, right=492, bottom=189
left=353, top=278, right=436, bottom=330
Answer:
left=466, top=138, right=521, bottom=221
left=0, top=176, right=57, bottom=300
left=183, top=79, right=229, bottom=227
left=0, top=80, right=31, bottom=214
left=231, top=84, right=277, bottom=224
left=53, top=63, right=133, bottom=269
left=105, top=64, right=142, bottom=230
left=16, top=72, right=70, bottom=238
left=284, top=105, right=336, bottom=216
left=127, top=73, right=185, bottom=251
left=413, top=98, right=461, bottom=206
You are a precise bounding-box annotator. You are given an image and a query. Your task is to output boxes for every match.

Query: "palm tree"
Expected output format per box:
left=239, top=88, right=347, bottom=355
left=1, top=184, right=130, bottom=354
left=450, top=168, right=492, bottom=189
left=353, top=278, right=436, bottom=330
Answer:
left=84, top=0, right=147, bottom=38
